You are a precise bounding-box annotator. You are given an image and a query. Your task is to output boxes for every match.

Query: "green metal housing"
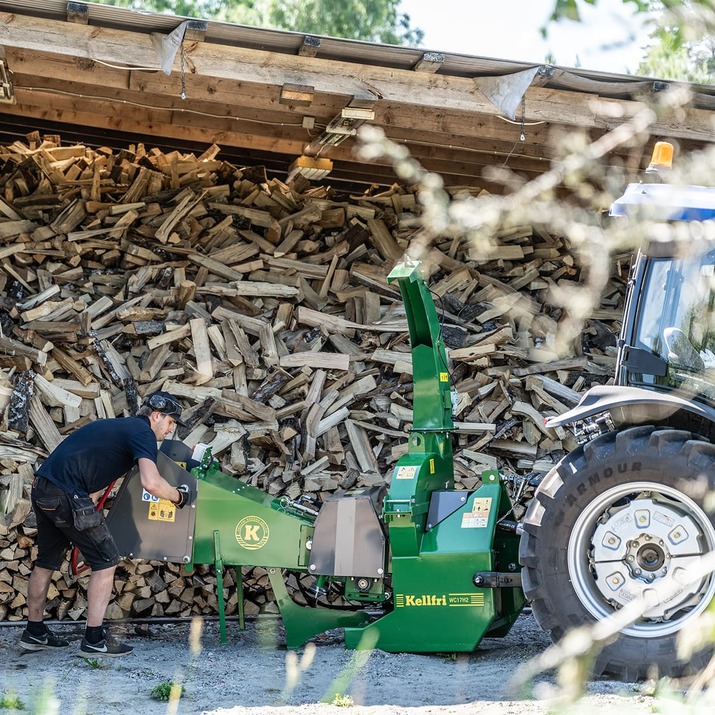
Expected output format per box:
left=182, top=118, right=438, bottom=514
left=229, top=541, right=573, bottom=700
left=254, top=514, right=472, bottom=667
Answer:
left=342, top=257, right=524, bottom=651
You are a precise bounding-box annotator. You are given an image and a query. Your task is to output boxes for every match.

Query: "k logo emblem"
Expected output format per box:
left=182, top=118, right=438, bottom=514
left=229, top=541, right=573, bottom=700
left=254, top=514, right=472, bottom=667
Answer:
left=235, top=516, right=270, bottom=550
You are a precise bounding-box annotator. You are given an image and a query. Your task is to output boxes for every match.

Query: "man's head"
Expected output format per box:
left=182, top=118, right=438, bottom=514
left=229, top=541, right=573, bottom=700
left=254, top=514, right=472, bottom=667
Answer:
left=140, top=391, right=186, bottom=440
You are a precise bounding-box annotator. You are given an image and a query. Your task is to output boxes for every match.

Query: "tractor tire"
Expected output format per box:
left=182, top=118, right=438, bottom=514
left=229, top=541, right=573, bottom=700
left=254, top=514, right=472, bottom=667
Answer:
left=519, top=425, right=715, bottom=681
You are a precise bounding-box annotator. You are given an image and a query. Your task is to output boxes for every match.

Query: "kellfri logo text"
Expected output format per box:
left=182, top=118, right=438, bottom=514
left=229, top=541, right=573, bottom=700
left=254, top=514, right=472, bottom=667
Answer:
left=395, top=593, right=446, bottom=607
left=395, top=592, right=485, bottom=608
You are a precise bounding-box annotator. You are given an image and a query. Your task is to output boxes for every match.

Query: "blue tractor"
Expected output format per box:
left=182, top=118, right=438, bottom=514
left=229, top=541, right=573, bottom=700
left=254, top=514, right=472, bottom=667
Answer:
left=520, top=142, right=715, bottom=680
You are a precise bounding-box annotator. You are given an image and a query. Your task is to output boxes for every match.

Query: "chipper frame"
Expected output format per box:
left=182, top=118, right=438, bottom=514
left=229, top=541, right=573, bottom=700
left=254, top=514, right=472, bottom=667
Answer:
left=107, top=256, right=525, bottom=652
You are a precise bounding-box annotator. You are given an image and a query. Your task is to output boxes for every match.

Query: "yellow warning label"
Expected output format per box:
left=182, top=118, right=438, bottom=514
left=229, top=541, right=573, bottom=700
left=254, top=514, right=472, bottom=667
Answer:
left=148, top=498, right=177, bottom=523
left=395, top=465, right=418, bottom=480
left=461, top=497, right=492, bottom=529
left=439, top=372, right=449, bottom=382
left=472, top=497, right=492, bottom=513
left=429, top=458, right=435, bottom=474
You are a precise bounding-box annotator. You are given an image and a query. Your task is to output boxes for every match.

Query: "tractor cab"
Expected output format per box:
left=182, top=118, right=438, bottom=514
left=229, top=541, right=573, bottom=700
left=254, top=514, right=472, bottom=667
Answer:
left=548, top=144, right=715, bottom=437
left=618, top=234, right=715, bottom=403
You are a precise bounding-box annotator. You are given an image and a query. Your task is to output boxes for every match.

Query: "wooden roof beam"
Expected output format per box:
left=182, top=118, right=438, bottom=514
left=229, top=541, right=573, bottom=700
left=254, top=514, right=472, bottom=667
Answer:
left=11, top=67, right=641, bottom=170
left=7, top=54, right=557, bottom=158
left=3, top=11, right=711, bottom=141
left=5, top=81, right=609, bottom=176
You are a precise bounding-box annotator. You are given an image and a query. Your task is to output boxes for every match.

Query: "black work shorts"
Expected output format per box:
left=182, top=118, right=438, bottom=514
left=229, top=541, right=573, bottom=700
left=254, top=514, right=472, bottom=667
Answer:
left=32, top=477, right=120, bottom=572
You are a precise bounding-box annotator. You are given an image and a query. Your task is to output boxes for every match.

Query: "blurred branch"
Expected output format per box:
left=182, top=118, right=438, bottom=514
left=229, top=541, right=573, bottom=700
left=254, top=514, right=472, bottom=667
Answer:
left=509, top=550, right=715, bottom=704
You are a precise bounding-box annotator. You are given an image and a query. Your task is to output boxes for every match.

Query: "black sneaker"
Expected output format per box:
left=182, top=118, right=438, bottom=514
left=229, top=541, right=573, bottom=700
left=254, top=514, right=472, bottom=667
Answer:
left=20, top=628, right=70, bottom=651
left=79, top=636, right=133, bottom=658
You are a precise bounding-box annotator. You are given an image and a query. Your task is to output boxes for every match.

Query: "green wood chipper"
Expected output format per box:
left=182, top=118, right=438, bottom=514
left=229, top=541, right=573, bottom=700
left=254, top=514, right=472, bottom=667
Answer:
left=106, top=255, right=526, bottom=653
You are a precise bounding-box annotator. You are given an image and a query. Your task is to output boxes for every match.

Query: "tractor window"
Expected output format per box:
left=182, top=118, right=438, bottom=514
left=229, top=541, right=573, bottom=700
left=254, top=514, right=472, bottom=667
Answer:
left=634, top=259, right=670, bottom=361
left=632, top=251, right=715, bottom=397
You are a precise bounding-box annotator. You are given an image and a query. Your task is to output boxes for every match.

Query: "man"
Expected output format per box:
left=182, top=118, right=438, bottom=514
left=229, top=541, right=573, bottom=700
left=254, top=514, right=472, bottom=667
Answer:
left=20, top=391, right=190, bottom=657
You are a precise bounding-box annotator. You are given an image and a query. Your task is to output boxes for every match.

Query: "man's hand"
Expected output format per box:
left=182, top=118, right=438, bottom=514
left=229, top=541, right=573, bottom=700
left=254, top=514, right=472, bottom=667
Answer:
left=175, top=484, right=191, bottom=509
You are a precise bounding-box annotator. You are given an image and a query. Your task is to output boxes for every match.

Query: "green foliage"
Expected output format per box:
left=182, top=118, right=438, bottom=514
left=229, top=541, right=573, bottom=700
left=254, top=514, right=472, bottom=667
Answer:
left=90, top=0, right=262, bottom=25
left=150, top=681, right=185, bottom=702
left=93, top=0, right=222, bottom=15
left=80, top=657, right=106, bottom=670
left=90, top=0, right=423, bottom=45
left=637, top=3, right=715, bottom=82
left=548, top=0, right=650, bottom=24
left=330, top=693, right=354, bottom=707
left=0, top=692, right=24, bottom=710
left=266, top=0, right=423, bottom=46
left=544, top=0, right=715, bottom=82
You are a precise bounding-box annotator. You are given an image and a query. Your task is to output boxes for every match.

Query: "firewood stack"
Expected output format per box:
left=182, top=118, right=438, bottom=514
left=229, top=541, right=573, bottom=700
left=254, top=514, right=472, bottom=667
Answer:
left=0, top=132, right=625, bottom=622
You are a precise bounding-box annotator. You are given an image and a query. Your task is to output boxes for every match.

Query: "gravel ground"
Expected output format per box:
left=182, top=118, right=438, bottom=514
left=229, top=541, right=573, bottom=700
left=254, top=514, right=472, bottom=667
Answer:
left=0, top=612, right=660, bottom=715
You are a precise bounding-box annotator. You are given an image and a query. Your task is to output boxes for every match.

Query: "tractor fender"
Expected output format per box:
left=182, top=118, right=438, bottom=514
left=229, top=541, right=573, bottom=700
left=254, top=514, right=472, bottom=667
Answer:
left=546, top=384, right=715, bottom=428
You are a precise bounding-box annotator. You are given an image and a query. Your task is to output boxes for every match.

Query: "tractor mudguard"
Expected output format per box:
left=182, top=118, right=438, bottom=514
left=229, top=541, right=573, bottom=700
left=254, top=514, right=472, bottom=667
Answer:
left=546, top=384, right=715, bottom=428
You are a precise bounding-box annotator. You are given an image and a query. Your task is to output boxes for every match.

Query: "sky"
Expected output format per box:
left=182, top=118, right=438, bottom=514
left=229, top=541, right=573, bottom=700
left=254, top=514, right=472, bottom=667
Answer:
left=398, top=0, right=655, bottom=75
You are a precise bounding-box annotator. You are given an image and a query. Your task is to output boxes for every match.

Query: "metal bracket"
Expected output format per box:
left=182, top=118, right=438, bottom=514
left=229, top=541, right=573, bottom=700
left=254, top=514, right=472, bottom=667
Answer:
left=0, top=58, right=14, bottom=104
left=472, top=571, right=522, bottom=588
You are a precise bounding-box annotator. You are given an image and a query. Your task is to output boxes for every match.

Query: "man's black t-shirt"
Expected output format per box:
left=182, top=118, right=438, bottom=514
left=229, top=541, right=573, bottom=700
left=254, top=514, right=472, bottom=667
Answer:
left=37, top=416, right=158, bottom=496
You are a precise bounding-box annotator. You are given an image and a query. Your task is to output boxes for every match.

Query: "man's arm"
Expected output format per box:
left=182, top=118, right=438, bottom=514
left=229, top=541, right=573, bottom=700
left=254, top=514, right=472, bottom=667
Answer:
left=138, top=457, right=182, bottom=504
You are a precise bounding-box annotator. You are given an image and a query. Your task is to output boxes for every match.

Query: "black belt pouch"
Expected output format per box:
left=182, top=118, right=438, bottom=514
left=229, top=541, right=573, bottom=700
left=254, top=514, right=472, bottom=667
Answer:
left=71, top=495, right=102, bottom=531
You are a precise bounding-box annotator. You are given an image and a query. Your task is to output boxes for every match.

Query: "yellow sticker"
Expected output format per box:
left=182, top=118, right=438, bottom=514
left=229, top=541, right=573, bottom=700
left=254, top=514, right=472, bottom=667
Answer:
left=461, top=497, right=492, bottom=529
left=148, top=498, right=177, bottom=523
left=429, top=458, right=435, bottom=474
left=472, top=497, right=492, bottom=513
left=395, top=465, right=418, bottom=480
left=439, top=372, right=449, bottom=382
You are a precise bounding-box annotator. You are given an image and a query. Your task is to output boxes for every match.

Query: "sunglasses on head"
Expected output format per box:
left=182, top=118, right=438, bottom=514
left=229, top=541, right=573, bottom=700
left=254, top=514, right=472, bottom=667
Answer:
left=147, top=394, right=181, bottom=414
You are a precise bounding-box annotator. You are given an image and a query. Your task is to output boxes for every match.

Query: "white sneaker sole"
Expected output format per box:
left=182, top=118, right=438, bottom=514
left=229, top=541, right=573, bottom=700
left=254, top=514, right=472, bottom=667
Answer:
left=79, top=647, right=133, bottom=658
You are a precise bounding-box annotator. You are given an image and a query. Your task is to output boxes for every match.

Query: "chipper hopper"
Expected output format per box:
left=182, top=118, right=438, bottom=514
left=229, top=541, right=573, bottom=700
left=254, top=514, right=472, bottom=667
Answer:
left=106, top=256, right=525, bottom=652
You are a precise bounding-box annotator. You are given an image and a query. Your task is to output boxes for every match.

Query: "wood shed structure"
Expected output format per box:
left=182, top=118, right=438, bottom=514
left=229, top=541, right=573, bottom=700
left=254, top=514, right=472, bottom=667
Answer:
left=0, top=1, right=714, bottom=623
left=0, top=0, right=714, bottom=192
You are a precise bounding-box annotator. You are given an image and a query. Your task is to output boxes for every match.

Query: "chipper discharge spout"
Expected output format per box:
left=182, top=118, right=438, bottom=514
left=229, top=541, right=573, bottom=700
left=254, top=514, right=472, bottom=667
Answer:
left=107, top=256, right=525, bottom=652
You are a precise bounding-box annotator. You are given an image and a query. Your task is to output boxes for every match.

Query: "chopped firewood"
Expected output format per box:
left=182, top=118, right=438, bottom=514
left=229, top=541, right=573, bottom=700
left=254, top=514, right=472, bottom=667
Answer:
left=0, top=133, right=625, bottom=623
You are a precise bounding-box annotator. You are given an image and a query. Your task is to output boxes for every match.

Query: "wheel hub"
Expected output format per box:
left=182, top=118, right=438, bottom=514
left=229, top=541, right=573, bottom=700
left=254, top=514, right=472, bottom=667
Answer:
left=569, top=483, right=715, bottom=635
left=634, top=540, right=666, bottom=574
left=623, top=533, right=669, bottom=580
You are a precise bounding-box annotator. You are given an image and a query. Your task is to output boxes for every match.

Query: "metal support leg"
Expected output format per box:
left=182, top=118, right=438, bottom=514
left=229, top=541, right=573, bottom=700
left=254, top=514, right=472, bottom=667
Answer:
left=267, top=569, right=372, bottom=649
left=213, top=530, right=227, bottom=644
left=237, top=566, right=245, bottom=631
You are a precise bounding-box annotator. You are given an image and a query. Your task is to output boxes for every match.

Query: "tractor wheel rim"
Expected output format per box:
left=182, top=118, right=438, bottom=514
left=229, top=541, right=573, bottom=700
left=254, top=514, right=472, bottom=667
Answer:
left=567, top=481, right=715, bottom=638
